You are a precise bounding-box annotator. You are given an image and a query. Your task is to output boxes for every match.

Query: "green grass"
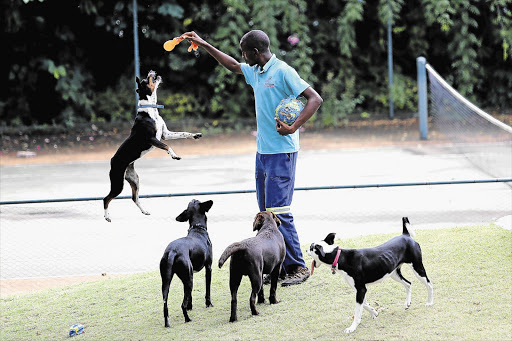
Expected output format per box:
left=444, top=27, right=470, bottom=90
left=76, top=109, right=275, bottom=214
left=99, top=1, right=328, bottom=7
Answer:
left=1, top=224, right=511, bottom=340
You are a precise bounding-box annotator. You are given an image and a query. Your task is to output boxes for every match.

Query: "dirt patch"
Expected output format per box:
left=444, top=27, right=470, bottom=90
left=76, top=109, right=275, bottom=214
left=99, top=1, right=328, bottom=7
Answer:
left=0, top=274, right=127, bottom=297
left=0, top=118, right=446, bottom=166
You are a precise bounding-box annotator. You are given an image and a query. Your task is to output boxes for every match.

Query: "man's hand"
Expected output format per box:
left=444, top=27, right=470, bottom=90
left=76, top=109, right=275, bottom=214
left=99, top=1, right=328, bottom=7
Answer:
left=181, top=31, right=207, bottom=48
left=181, top=31, right=242, bottom=74
left=275, top=117, right=297, bottom=136
left=275, top=87, right=323, bottom=136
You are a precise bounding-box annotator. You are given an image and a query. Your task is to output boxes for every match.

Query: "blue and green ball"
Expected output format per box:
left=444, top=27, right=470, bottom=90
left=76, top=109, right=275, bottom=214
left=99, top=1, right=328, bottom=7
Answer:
left=275, top=97, right=304, bottom=126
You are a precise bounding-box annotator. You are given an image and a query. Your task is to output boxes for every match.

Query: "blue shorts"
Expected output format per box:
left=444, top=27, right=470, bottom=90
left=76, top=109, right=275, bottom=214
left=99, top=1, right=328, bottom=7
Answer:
left=255, top=152, right=306, bottom=271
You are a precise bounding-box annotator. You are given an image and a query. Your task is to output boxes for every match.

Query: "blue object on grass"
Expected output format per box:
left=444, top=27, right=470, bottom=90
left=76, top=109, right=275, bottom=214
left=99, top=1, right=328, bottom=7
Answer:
left=69, top=324, right=84, bottom=337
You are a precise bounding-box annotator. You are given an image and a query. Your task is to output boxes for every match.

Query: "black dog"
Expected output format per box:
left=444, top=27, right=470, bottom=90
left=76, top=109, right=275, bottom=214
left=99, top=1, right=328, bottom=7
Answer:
left=159, top=199, right=214, bottom=327
left=308, top=217, right=434, bottom=334
left=103, top=70, right=202, bottom=222
left=218, top=211, right=285, bottom=322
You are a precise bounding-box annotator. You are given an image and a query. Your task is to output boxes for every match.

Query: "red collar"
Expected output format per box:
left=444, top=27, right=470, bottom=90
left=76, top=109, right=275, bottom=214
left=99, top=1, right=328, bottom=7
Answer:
left=331, top=247, right=341, bottom=274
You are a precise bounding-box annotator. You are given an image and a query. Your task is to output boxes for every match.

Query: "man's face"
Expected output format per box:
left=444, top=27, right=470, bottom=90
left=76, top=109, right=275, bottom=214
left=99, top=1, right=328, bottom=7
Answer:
left=240, top=42, right=258, bottom=66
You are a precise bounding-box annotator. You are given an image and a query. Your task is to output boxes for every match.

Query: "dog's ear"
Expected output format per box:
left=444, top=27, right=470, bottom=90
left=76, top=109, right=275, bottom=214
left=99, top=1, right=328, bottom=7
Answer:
left=270, top=212, right=281, bottom=227
left=176, top=209, right=189, bottom=222
left=324, top=233, right=336, bottom=245
left=253, top=212, right=264, bottom=231
left=200, top=200, right=213, bottom=213
left=315, top=244, right=326, bottom=258
left=135, top=77, right=141, bottom=93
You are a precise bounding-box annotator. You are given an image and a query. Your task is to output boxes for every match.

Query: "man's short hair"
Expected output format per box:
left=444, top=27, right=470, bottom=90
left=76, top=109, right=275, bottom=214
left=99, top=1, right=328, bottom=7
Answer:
left=240, top=30, right=270, bottom=52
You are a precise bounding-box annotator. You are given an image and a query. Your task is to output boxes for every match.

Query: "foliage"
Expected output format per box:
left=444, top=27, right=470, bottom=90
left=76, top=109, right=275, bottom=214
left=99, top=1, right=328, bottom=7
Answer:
left=159, top=90, right=209, bottom=121
left=337, top=0, right=365, bottom=59
left=91, top=76, right=135, bottom=122
left=316, top=72, right=364, bottom=127
left=490, top=0, right=512, bottom=61
left=378, top=73, right=418, bottom=112
left=1, top=0, right=511, bottom=128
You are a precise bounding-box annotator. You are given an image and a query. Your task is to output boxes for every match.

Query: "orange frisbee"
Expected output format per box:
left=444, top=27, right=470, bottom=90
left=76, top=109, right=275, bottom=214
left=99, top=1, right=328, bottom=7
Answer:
left=188, top=41, right=199, bottom=52
left=163, top=37, right=184, bottom=51
left=164, top=36, right=198, bottom=52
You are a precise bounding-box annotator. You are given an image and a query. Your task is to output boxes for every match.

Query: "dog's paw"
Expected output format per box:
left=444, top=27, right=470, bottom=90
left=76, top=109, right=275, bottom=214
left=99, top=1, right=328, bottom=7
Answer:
left=344, top=326, right=357, bottom=334
left=167, top=149, right=181, bottom=160
left=206, top=302, right=214, bottom=308
left=104, top=210, right=111, bottom=222
left=269, top=297, right=280, bottom=305
left=426, top=301, right=434, bottom=307
left=344, top=320, right=360, bottom=334
left=193, top=133, right=202, bottom=139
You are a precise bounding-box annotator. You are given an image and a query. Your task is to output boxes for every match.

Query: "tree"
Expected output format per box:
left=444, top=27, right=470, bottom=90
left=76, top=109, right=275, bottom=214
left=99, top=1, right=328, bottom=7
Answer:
left=1, top=0, right=510, bottom=128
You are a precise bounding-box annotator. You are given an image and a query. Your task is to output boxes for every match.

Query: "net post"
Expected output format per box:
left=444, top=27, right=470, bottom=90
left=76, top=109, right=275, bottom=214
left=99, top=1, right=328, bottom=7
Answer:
left=417, top=56, right=428, bottom=140
left=132, top=0, right=140, bottom=112
left=387, top=18, right=394, bottom=120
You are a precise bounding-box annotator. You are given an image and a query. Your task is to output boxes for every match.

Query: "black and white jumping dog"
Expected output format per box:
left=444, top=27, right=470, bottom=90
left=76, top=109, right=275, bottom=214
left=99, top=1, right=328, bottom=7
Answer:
left=307, top=217, right=433, bottom=334
left=103, top=70, right=202, bottom=222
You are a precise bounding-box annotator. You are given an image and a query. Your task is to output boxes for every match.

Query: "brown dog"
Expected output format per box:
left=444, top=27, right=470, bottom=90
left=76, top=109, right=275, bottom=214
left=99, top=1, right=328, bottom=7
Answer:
left=218, top=211, right=285, bottom=322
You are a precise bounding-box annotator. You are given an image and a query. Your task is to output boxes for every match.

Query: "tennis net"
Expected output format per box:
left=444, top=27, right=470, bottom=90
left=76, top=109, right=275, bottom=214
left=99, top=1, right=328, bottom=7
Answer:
left=426, top=63, right=512, bottom=179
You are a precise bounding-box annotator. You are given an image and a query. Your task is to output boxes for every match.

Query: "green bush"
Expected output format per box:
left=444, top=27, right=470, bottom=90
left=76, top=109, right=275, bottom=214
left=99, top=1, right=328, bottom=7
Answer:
left=315, top=72, right=364, bottom=128
left=91, top=77, right=135, bottom=122
left=377, top=74, right=418, bottom=112
left=159, top=91, right=207, bottom=122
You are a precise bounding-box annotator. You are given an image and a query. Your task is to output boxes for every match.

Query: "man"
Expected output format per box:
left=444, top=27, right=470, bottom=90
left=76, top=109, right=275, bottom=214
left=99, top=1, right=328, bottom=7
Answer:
left=182, top=30, right=322, bottom=286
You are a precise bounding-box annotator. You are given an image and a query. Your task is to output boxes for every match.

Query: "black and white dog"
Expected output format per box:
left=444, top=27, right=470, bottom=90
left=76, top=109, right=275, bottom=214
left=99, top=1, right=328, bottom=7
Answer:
left=307, top=217, right=433, bottom=334
left=103, top=71, right=202, bottom=222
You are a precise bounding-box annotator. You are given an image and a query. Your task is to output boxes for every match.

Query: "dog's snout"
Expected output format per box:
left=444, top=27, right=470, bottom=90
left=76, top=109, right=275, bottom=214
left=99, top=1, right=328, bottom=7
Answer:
left=309, top=243, right=315, bottom=251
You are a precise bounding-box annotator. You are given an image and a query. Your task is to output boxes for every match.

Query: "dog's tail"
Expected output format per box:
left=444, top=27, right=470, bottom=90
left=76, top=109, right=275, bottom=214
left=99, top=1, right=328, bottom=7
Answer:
left=218, top=242, right=245, bottom=268
left=402, top=217, right=416, bottom=238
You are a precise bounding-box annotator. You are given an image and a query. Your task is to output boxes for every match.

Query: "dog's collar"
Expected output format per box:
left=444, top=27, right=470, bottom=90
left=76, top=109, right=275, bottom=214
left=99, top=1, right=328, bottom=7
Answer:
left=189, top=224, right=211, bottom=246
left=189, top=223, right=207, bottom=231
left=331, top=247, right=342, bottom=274
left=138, top=104, right=164, bottom=109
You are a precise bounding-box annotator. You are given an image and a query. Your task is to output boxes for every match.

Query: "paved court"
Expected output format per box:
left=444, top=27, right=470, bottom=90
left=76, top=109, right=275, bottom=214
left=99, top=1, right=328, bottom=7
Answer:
left=1, top=143, right=510, bottom=280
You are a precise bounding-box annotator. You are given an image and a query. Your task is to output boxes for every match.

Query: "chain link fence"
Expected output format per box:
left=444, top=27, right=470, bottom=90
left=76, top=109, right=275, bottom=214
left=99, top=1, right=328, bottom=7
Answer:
left=1, top=180, right=510, bottom=287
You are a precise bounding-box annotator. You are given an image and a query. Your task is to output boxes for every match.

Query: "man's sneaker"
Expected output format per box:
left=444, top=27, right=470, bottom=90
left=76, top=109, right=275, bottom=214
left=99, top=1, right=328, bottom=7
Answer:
left=281, top=266, right=310, bottom=287
left=263, top=272, right=286, bottom=285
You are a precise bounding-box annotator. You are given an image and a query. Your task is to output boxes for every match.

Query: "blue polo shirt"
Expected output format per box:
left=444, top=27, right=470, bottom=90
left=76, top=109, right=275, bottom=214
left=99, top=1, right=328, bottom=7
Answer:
left=241, top=54, right=310, bottom=154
